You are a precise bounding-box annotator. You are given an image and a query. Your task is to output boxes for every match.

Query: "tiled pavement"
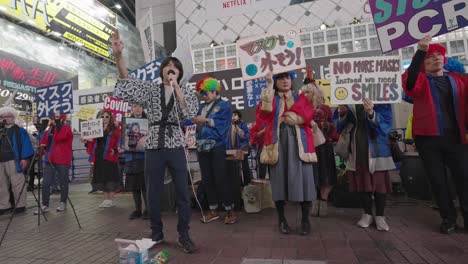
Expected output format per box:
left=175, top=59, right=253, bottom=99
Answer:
left=0, top=184, right=467, bottom=264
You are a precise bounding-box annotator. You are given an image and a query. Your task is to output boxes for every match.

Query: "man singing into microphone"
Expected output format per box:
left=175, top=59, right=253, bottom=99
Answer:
left=112, top=30, right=199, bottom=253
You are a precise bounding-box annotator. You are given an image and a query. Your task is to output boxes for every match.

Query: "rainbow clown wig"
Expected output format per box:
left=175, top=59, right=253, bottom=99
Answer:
left=195, top=77, right=222, bottom=94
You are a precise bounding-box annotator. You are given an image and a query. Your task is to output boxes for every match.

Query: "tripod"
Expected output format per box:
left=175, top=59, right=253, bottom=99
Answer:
left=0, top=126, right=82, bottom=247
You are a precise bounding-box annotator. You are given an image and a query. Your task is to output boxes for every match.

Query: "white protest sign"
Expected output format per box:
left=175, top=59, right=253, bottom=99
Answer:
left=237, top=29, right=305, bottom=80
left=138, top=7, right=155, bottom=63
left=330, top=56, right=402, bottom=105
left=80, top=119, right=103, bottom=140
left=172, top=33, right=194, bottom=86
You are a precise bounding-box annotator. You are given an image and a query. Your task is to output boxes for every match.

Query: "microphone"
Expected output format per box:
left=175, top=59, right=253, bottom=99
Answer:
left=168, top=70, right=176, bottom=87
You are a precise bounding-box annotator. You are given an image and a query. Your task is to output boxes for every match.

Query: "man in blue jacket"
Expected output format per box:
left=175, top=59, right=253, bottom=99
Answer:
left=192, top=77, right=236, bottom=225
left=0, top=106, right=35, bottom=214
left=227, top=109, right=251, bottom=186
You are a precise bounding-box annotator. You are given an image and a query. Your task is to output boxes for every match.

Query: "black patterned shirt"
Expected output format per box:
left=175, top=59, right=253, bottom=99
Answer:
left=114, top=78, right=199, bottom=149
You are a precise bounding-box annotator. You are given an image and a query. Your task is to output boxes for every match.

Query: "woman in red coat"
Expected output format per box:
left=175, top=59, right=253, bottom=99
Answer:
left=86, top=110, right=121, bottom=208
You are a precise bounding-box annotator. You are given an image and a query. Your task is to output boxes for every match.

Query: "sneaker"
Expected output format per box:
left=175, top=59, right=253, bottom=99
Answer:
left=357, top=214, right=373, bottom=228
left=375, top=216, right=389, bottom=231
left=129, top=210, right=142, bottom=220
left=88, top=189, right=97, bottom=194
left=224, top=210, right=237, bottom=224
left=279, top=220, right=291, bottom=234
left=33, top=205, right=49, bottom=215
left=311, top=201, right=319, bottom=217
left=99, top=200, right=114, bottom=208
left=142, top=210, right=149, bottom=220
left=319, top=200, right=328, bottom=217
left=440, top=220, right=457, bottom=234
left=200, top=210, right=219, bottom=223
left=56, top=202, right=66, bottom=212
left=178, top=236, right=196, bottom=253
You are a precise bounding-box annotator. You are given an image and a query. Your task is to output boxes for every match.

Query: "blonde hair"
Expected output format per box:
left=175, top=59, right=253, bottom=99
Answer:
left=301, top=82, right=323, bottom=108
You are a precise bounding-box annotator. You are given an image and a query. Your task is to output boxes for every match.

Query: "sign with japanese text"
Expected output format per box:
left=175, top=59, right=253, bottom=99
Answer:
left=0, top=0, right=117, bottom=60
left=370, top=0, right=468, bottom=53
left=0, top=50, right=78, bottom=110
left=129, top=57, right=166, bottom=84
left=243, top=77, right=267, bottom=108
left=78, top=93, right=108, bottom=106
left=103, top=96, right=129, bottom=122
left=36, top=82, right=73, bottom=118
left=75, top=105, right=97, bottom=120
left=138, top=7, right=155, bottom=63
left=204, top=0, right=315, bottom=19
left=80, top=119, right=103, bottom=140
left=237, top=29, right=305, bottom=80
left=123, top=117, right=148, bottom=152
left=330, top=56, right=402, bottom=105
left=184, top=124, right=197, bottom=149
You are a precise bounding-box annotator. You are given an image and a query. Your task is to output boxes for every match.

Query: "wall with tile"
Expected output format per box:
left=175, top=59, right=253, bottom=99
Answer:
left=175, top=0, right=371, bottom=48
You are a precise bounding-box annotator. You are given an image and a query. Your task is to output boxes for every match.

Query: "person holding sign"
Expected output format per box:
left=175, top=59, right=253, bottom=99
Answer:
left=402, top=36, right=468, bottom=234
left=125, top=103, right=149, bottom=220
left=85, top=110, right=121, bottom=208
left=257, top=72, right=317, bottom=236
left=36, top=113, right=73, bottom=214
left=112, top=30, right=198, bottom=253
left=333, top=99, right=395, bottom=231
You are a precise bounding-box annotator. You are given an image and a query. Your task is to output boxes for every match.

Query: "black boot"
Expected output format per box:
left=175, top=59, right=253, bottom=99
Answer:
left=300, top=220, right=311, bottom=236
left=279, top=219, right=291, bottom=234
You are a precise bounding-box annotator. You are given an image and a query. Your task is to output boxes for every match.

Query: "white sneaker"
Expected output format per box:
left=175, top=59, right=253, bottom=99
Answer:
left=33, top=205, right=49, bottom=215
left=56, top=202, right=66, bottom=212
left=99, top=200, right=114, bottom=208
left=375, top=216, right=390, bottom=231
left=311, top=201, right=319, bottom=217
left=357, top=214, right=373, bottom=228
left=319, top=200, right=328, bottom=217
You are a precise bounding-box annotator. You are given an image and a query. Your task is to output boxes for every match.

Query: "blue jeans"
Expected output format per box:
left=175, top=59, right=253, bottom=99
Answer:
left=42, top=162, right=70, bottom=206
left=145, top=148, right=190, bottom=239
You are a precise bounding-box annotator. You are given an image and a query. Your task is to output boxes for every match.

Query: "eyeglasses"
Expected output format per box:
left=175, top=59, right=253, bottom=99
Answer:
left=101, top=116, right=111, bottom=119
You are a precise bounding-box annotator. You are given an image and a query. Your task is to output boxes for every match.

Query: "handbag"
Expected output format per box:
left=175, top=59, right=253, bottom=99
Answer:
left=335, top=124, right=353, bottom=159
left=311, top=121, right=326, bottom=147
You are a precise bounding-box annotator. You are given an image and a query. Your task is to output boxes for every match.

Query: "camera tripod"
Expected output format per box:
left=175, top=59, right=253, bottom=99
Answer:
left=0, top=128, right=82, bottom=247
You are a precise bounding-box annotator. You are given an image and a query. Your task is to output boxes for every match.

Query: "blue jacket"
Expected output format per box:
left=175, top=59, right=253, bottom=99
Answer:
left=9, top=126, right=35, bottom=173
left=226, top=121, right=250, bottom=150
left=333, top=104, right=395, bottom=173
left=196, top=99, right=232, bottom=147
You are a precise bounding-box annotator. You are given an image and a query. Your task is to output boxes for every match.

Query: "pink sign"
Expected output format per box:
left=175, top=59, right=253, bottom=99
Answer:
left=103, top=96, right=130, bottom=122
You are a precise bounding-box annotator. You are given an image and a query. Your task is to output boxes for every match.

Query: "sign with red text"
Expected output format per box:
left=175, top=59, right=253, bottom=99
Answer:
left=184, top=124, right=197, bottom=149
left=330, top=56, right=402, bottom=105
left=370, top=0, right=468, bottom=53
left=237, top=29, right=305, bottom=80
left=103, top=96, right=129, bottom=122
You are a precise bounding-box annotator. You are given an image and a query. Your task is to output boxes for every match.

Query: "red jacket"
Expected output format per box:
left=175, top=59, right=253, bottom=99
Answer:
left=86, top=129, right=121, bottom=163
left=41, top=124, right=73, bottom=166
left=402, top=71, right=468, bottom=144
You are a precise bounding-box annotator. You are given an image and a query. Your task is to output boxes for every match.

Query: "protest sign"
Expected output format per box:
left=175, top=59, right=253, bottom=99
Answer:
left=314, top=79, right=335, bottom=107
left=184, top=124, right=197, bottom=149
left=123, top=118, right=148, bottom=152
left=370, top=0, right=468, bottom=53
left=103, top=96, right=129, bottom=122
left=80, top=119, right=103, bottom=140
left=75, top=106, right=97, bottom=121
left=172, top=33, right=194, bottom=86
left=237, top=29, right=305, bottom=80
left=243, top=77, right=267, bottom=108
left=129, top=57, right=166, bottom=84
left=330, top=56, right=402, bottom=105
left=36, top=81, right=73, bottom=118
left=138, top=7, right=155, bottom=63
